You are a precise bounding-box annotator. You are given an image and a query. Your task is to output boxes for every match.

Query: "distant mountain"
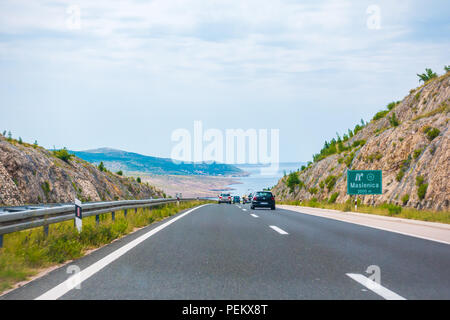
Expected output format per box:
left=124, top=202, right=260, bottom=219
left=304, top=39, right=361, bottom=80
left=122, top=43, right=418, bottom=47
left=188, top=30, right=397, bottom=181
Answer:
left=70, top=148, right=246, bottom=176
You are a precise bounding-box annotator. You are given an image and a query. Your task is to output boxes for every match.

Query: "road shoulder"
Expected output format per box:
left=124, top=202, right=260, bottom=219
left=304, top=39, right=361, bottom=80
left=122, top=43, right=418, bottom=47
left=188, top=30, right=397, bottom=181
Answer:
left=278, top=205, right=450, bottom=245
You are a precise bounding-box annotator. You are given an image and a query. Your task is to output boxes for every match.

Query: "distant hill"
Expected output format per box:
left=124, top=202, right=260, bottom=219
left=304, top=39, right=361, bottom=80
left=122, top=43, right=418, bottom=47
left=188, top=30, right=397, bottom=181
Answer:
left=71, top=148, right=246, bottom=176
left=0, top=140, right=164, bottom=206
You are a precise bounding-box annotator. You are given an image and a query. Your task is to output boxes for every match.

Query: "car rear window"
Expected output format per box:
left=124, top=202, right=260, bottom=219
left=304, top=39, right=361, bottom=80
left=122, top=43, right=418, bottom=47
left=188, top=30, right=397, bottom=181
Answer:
left=256, top=192, right=272, bottom=196
left=221, top=193, right=230, bottom=196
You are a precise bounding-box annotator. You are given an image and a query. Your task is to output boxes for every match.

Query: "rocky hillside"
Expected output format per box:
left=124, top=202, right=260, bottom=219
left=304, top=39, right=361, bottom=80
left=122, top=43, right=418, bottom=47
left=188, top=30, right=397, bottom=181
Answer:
left=272, top=72, right=449, bottom=211
left=0, top=137, right=165, bottom=206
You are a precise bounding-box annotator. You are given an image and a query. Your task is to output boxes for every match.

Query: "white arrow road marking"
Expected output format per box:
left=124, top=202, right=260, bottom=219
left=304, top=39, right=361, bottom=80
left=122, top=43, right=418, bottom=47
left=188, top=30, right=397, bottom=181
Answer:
left=269, top=225, right=288, bottom=235
left=250, top=214, right=259, bottom=218
left=35, top=204, right=209, bottom=300
left=242, top=209, right=247, bottom=211
left=346, top=273, right=406, bottom=300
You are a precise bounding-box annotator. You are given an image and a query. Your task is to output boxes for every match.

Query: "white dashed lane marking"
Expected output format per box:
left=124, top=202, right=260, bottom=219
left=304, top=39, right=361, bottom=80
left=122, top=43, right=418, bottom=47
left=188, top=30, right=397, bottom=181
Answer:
left=346, top=273, right=406, bottom=300
left=269, top=225, right=288, bottom=235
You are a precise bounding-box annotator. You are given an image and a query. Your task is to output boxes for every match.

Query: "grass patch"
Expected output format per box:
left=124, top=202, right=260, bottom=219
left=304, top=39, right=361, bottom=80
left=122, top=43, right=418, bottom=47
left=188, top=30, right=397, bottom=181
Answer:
left=413, top=102, right=449, bottom=121
left=0, top=200, right=208, bottom=293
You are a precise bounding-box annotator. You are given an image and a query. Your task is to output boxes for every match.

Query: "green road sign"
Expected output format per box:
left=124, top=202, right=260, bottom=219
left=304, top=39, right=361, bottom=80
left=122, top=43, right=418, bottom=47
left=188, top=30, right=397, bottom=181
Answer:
left=347, top=170, right=382, bottom=195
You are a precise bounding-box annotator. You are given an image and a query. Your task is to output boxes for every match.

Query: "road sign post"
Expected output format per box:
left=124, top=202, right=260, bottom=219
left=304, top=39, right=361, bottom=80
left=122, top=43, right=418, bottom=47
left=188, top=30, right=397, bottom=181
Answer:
left=347, top=170, right=382, bottom=195
left=75, top=198, right=83, bottom=232
left=347, top=170, right=382, bottom=211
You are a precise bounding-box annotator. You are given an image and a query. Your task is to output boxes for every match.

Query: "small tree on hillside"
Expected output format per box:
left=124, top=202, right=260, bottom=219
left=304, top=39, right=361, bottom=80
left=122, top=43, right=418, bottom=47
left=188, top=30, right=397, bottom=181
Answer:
left=98, top=161, right=106, bottom=172
left=417, top=68, right=437, bottom=83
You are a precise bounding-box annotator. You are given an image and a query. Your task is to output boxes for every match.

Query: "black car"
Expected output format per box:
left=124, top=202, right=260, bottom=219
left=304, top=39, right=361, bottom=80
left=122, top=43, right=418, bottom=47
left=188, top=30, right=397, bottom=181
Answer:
left=251, top=191, right=276, bottom=210
left=232, top=196, right=240, bottom=204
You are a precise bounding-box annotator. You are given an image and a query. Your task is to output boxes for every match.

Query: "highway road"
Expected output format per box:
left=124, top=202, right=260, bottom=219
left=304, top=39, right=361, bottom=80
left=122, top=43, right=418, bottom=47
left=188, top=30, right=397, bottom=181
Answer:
left=2, top=203, right=449, bottom=300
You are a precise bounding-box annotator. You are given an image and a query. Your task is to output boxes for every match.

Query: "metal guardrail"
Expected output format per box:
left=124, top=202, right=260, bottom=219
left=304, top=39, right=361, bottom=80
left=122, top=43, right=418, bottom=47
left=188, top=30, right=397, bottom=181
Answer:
left=0, top=197, right=203, bottom=247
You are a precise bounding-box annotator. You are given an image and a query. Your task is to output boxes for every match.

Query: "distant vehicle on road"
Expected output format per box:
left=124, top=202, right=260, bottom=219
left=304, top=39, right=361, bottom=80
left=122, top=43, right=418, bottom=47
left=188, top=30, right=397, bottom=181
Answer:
left=232, top=196, right=241, bottom=204
left=251, top=191, right=276, bottom=210
left=218, top=193, right=232, bottom=204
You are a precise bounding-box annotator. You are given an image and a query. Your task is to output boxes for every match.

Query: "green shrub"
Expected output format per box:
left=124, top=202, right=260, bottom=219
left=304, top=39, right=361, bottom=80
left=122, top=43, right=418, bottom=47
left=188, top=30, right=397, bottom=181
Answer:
left=41, top=181, right=50, bottom=199
left=325, top=175, right=337, bottom=191
left=53, top=148, right=74, bottom=163
left=286, top=172, right=300, bottom=192
left=426, top=128, right=440, bottom=141
left=373, top=110, right=389, bottom=121
left=387, top=204, right=402, bottom=215
left=47, top=236, right=83, bottom=263
left=116, top=170, right=123, bottom=176
left=328, top=192, right=339, bottom=203
left=413, top=149, right=422, bottom=159
left=308, top=198, right=320, bottom=208
left=387, top=101, right=401, bottom=110
left=414, top=92, right=421, bottom=101
left=417, top=183, right=428, bottom=200
left=308, top=187, right=317, bottom=195
left=389, top=113, right=400, bottom=127
left=415, top=175, right=428, bottom=200
left=396, top=170, right=404, bottom=182
left=345, top=152, right=355, bottom=168
left=352, top=140, right=366, bottom=148
left=415, top=175, right=425, bottom=186
left=401, top=194, right=410, bottom=205
left=136, top=177, right=142, bottom=183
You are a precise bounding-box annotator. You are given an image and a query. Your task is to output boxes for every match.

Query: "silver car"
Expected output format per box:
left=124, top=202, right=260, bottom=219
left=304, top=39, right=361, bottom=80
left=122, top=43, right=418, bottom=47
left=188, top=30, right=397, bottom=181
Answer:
left=218, top=193, right=232, bottom=204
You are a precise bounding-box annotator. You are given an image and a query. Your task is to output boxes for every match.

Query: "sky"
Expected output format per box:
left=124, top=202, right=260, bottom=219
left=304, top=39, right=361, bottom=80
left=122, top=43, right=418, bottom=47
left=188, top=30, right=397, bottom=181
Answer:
left=0, top=0, right=449, bottom=163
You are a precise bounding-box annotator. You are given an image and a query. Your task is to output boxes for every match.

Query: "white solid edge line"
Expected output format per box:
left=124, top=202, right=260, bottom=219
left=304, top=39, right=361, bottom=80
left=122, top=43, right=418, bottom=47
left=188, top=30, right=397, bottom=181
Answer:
left=250, top=214, right=259, bottom=218
left=269, top=225, right=289, bottom=235
left=35, top=204, right=209, bottom=300
left=346, top=273, right=406, bottom=300
left=280, top=207, right=450, bottom=245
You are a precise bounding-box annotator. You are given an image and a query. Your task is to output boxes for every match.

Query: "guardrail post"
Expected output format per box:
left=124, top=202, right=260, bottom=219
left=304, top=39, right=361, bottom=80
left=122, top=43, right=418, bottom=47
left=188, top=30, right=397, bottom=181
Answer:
left=44, top=225, right=49, bottom=237
left=112, top=211, right=115, bottom=221
left=124, top=209, right=127, bottom=218
left=96, top=215, right=100, bottom=225
left=0, top=234, right=3, bottom=248
left=135, top=208, right=137, bottom=214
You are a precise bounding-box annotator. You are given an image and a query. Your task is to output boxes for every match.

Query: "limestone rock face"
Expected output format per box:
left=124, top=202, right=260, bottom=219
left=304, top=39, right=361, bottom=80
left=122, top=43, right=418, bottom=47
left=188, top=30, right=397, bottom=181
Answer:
left=272, top=73, right=450, bottom=211
left=0, top=139, right=164, bottom=206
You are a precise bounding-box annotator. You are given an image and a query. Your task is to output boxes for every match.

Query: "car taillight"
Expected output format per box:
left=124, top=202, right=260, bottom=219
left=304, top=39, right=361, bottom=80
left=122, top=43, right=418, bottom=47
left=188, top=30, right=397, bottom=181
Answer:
left=253, top=197, right=257, bottom=201
left=228, top=196, right=231, bottom=199
left=219, top=196, right=222, bottom=199
left=271, top=196, right=274, bottom=201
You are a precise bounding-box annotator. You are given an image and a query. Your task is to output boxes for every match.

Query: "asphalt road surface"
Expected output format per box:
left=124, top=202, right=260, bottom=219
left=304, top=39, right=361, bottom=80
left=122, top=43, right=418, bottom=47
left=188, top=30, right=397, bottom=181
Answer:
left=2, top=203, right=449, bottom=300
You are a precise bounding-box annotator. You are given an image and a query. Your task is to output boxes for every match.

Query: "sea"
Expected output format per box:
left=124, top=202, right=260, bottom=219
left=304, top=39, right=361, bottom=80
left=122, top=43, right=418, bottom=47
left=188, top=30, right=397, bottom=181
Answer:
left=227, top=162, right=305, bottom=196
